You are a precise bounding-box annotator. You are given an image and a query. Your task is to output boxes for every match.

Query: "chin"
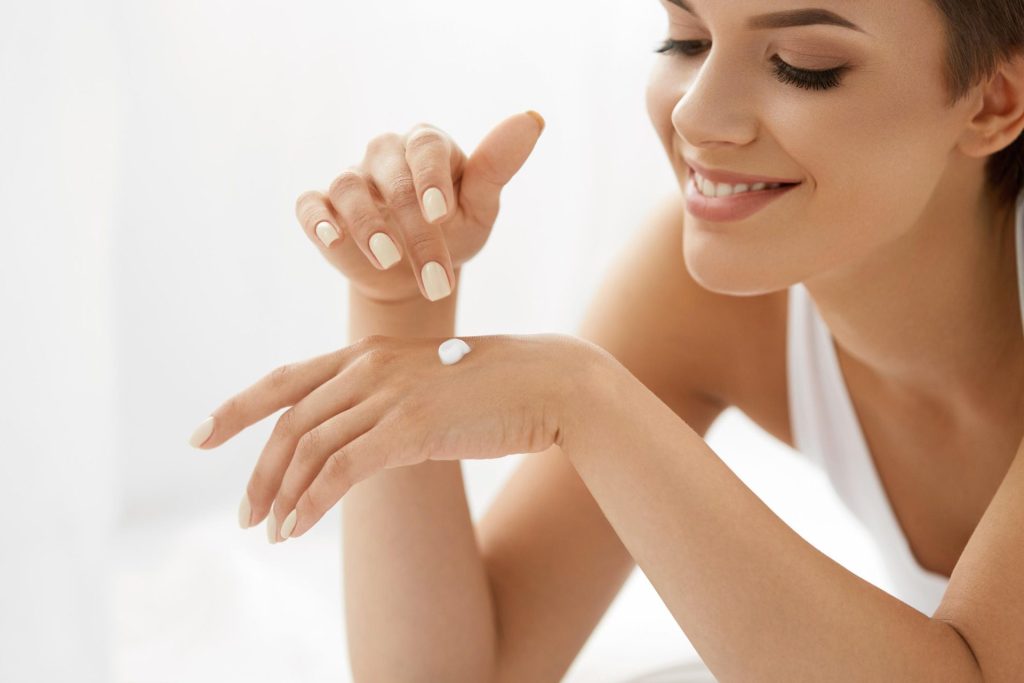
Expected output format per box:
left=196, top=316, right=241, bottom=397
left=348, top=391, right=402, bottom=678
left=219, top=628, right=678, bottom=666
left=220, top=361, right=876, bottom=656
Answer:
left=681, top=224, right=795, bottom=297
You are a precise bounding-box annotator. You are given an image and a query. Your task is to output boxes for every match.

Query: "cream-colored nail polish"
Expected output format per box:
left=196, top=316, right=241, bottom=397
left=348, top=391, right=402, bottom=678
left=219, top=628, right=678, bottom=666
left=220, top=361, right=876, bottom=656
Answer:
left=421, top=261, right=451, bottom=301
left=281, top=510, right=297, bottom=539
left=188, top=416, right=215, bottom=448
left=315, top=220, right=340, bottom=247
left=238, top=493, right=252, bottom=529
left=266, top=508, right=277, bottom=544
left=422, top=187, right=447, bottom=223
left=369, top=232, right=401, bottom=269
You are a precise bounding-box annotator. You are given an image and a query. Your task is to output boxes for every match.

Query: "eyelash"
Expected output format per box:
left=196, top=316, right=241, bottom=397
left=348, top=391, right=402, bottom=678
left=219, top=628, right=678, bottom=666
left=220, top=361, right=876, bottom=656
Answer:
left=654, top=38, right=847, bottom=92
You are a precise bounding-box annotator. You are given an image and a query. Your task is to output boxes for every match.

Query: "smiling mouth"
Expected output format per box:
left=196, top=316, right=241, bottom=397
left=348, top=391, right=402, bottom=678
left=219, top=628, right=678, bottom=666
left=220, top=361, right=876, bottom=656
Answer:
left=688, top=167, right=801, bottom=198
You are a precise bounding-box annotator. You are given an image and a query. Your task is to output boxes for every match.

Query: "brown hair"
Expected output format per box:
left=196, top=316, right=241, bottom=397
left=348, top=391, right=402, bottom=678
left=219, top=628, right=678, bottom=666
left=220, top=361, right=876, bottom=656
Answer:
left=931, top=0, right=1024, bottom=210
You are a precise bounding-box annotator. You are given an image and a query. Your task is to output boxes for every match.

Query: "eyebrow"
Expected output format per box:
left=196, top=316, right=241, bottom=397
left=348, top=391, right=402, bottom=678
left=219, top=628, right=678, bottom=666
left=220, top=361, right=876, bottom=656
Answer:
left=664, top=0, right=868, bottom=34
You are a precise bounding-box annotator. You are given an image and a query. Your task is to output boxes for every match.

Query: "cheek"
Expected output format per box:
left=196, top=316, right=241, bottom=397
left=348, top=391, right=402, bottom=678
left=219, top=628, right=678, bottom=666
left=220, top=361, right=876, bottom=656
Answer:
left=771, top=79, right=953, bottom=247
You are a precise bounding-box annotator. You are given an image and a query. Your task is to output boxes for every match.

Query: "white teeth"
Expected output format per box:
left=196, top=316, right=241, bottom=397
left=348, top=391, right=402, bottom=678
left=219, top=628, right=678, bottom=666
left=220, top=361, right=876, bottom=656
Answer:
left=694, top=172, right=786, bottom=197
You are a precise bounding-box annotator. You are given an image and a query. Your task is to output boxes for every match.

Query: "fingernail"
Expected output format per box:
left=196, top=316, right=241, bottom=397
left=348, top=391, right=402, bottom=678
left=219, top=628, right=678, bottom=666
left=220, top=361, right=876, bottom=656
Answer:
left=525, top=110, right=545, bottom=133
left=369, top=232, right=401, bottom=269
left=266, top=508, right=277, bottom=544
left=421, top=261, right=451, bottom=301
left=238, top=493, right=252, bottom=529
left=422, top=187, right=447, bottom=223
left=188, top=416, right=215, bottom=448
left=315, top=220, right=340, bottom=247
left=281, top=509, right=297, bottom=539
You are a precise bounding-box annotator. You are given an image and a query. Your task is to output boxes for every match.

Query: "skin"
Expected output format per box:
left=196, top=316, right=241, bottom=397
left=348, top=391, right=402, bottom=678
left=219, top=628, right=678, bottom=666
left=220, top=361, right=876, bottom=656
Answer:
left=646, top=0, right=1024, bottom=425
left=195, top=333, right=592, bottom=539
left=190, top=1, right=1024, bottom=677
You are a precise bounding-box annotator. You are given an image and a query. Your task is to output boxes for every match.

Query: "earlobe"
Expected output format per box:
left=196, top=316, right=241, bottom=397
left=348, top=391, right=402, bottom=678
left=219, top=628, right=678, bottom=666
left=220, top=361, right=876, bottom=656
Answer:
left=958, top=54, right=1024, bottom=159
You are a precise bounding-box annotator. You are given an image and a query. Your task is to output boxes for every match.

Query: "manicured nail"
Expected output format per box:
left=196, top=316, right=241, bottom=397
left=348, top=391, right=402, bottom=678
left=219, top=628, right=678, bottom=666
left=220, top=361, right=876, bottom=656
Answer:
left=369, top=232, right=401, bottom=269
left=421, top=261, right=451, bottom=301
left=422, top=187, right=447, bottom=223
left=188, top=416, right=215, bottom=448
left=315, top=220, right=340, bottom=247
left=238, top=493, right=252, bottom=529
left=281, top=510, right=297, bottom=539
left=266, top=508, right=277, bottom=544
left=525, top=110, right=545, bottom=133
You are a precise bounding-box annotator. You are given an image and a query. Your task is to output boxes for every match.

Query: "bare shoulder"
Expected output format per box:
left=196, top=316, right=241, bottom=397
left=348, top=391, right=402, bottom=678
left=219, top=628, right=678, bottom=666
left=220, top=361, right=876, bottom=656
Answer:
left=580, top=191, right=792, bottom=445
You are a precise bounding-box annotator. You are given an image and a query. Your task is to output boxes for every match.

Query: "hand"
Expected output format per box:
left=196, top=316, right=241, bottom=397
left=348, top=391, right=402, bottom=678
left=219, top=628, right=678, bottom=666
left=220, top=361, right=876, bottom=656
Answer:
left=190, top=333, right=595, bottom=542
left=294, top=111, right=546, bottom=304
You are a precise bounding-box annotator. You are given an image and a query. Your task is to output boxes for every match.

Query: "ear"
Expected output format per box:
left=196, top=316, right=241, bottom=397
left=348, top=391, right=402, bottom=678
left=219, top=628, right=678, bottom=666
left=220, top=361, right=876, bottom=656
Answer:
left=957, top=53, right=1024, bottom=159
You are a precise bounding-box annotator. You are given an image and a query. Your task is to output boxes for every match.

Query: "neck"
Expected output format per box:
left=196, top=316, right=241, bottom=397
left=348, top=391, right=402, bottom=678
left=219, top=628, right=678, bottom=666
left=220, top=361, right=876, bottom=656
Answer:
left=802, top=163, right=1024, bottom=426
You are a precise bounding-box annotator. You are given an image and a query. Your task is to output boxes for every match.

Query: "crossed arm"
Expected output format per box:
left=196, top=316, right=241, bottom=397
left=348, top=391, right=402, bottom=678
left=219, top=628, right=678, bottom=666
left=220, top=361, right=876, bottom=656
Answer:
left=561, top=357, right=1024, bottom=681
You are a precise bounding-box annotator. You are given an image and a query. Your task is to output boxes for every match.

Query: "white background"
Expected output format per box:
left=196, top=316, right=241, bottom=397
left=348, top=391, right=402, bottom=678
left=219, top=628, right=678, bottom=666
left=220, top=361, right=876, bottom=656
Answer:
left=0, top=1, right=892, bottom=681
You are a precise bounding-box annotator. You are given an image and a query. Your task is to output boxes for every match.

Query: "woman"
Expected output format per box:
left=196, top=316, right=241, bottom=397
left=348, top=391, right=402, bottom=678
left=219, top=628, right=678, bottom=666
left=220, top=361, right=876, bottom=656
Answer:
left=189, top=1, right=1024, bottom=680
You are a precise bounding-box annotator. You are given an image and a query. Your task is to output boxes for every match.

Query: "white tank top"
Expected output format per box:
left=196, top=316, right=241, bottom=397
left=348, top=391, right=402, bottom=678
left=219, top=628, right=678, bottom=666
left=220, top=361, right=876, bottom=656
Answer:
left=786, top=185, right=1024, bottom=615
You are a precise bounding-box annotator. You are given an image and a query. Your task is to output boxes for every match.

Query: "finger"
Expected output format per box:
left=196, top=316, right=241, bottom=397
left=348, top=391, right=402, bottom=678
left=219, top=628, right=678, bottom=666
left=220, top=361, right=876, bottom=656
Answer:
left=459, top=110, right=545, bottom=231
left=295, top=190, right=345, bottom=251
left=363, top=134, right=455, bottom=302
left=244, top=361, right=366, bottom=530
left=269, top=397, right=380, bottom=541
left=287, top=426, right=387, bottom=539
left=192, top=347, right=350, bottom=450
left=403, top=123, right=457, bottom=225
left=325, top=169, right=404, bottom=271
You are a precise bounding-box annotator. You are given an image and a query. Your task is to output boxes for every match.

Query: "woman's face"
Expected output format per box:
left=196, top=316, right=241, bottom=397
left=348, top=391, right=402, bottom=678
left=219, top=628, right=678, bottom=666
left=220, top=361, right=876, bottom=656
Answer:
left=646, top=0, right=983, bottom=295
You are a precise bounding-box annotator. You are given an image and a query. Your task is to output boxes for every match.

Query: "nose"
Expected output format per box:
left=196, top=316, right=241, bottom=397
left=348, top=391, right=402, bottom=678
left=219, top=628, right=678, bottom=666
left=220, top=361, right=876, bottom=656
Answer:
left=671, top=50, right=760, bottom=150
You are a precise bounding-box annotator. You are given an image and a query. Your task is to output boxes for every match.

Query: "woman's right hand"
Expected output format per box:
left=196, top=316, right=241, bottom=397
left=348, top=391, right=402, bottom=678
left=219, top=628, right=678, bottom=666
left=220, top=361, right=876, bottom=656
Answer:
left=294, top=110, right=546, bottom=305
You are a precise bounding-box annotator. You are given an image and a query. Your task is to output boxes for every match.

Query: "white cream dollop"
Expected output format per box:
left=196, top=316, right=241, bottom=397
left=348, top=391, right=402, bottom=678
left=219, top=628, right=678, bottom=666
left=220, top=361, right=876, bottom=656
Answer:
left=438, top=338, right=472, bottom=365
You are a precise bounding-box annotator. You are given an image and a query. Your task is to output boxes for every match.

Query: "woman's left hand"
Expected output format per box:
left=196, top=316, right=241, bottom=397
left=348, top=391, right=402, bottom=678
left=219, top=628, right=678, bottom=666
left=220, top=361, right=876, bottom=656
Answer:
left=190, top=332, right=600, bottom=541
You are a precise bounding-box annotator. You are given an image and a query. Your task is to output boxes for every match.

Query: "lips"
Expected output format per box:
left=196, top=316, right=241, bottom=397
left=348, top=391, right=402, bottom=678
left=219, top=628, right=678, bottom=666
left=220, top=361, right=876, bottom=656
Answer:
left=684, top=166, right=801, bottom=223
left=685, top=158, right=803, bottom=186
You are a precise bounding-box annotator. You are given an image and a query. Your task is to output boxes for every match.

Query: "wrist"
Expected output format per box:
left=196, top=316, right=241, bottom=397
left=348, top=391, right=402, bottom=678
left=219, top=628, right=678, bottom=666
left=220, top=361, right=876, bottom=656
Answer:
left=348, top=270, right=460, bottom=340
left=551, top=336, right=622, bottom=453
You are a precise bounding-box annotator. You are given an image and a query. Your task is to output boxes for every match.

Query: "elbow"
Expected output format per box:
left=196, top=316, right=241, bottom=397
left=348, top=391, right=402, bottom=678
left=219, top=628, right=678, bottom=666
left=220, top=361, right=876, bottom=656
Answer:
left=932, top=618, right=985, bottom=683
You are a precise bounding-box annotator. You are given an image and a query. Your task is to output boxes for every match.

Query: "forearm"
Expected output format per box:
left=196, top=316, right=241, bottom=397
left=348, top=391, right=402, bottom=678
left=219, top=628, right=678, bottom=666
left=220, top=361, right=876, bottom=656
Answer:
left=559, top=355, right=983, bottom=682
left=342, top=275, right=498, bottom=683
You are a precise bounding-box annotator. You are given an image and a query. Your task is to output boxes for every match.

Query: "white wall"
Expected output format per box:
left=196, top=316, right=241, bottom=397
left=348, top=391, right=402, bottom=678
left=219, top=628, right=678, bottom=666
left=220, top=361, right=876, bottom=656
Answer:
left=0, top=1, right=119, bottom=681
left=1, top=1, right=890, bottom=681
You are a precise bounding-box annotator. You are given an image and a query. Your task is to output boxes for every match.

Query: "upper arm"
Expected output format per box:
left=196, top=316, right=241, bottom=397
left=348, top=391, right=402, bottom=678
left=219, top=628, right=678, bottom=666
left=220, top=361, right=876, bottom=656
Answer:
left=932, top=432, right=1024, bottom=681
left=478, top=193, right=744, bottom=683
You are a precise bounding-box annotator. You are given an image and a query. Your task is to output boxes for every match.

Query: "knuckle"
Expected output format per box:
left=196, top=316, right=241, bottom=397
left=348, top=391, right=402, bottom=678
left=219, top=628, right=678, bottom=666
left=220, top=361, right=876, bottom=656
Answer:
left=327, top=447, right=351, bottom=486
left=274, top=407, right=300, bottom=438
left=468, top=151, right=505, bottom=189
left=366, top=132, right=401, bottom=155
left=359, top=345, right=395, bottom=369
left=404, top=229, right=441, bottom=258
left=267, top=363, right=293, bottom=389
left=386, top=174, right=418, bottom=208
left=411, top=163, right=446, bottom=188
left=346, top=208, right=380, bottom=236
left=295, top=428, right=322, bottom=462
left=354, top=333, right=385, bottom=350
left=328, top=170, right=364, bottom=198
left=294, top=190, right=320, bottom=220
left=405, top=127, right=446, bottom=152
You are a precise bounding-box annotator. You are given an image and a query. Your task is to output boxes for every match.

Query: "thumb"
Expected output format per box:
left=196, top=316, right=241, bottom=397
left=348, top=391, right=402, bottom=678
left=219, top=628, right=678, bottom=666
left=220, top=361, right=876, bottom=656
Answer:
left=459, top=110, right=545, bottom=229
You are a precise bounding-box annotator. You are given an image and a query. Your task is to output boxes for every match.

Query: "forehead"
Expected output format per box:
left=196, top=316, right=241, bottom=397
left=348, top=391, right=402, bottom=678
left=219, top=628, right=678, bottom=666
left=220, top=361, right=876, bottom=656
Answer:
left=660, top=0, right=944, bottom=43
left=665, top=0, right=868, bottom=33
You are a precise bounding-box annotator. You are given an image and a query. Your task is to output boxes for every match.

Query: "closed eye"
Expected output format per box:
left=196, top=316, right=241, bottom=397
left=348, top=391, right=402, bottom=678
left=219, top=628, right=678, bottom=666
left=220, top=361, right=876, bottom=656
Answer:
left=654, top=38, right=848, bottom=92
